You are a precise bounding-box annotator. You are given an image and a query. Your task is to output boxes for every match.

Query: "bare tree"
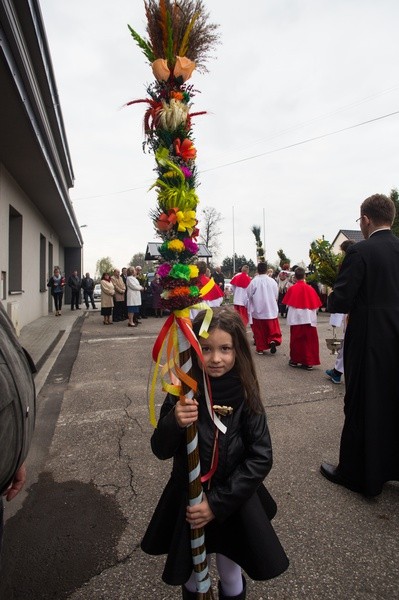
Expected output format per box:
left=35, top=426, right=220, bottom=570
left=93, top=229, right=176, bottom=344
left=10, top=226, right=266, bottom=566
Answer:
left=198, top=206, right=223, bottom=262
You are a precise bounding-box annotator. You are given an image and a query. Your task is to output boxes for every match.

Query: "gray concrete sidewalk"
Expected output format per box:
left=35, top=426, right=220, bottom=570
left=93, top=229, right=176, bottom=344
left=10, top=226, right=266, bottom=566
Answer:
left=19, top=307, right=98, bottom=395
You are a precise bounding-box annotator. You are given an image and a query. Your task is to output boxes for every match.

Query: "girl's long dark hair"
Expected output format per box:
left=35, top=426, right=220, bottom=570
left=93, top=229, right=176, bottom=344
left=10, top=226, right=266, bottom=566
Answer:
left=191, top=307, right=264, bottom=414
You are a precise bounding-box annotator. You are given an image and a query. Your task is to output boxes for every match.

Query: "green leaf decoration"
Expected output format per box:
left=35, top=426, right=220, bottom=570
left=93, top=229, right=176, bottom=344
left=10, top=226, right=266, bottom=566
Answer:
left=127, top=25, right=155, bottom=63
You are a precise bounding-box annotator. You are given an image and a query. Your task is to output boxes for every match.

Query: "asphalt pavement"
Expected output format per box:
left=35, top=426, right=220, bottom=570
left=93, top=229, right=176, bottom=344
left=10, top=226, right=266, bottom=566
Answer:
left=1, top=307, right=398, bottom=599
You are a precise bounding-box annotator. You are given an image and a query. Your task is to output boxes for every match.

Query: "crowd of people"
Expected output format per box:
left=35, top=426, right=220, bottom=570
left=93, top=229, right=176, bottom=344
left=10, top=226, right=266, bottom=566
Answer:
left=226, top=262, right=324, bottom=371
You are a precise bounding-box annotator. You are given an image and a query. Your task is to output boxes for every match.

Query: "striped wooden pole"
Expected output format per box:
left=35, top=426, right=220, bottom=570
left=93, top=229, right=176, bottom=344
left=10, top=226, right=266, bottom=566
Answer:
left=177, top=325, right=213, bottom=599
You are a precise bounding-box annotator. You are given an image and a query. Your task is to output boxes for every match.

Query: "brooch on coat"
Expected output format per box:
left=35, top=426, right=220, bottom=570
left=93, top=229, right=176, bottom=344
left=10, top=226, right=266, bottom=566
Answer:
left=213, top=405, right=233, bottom=416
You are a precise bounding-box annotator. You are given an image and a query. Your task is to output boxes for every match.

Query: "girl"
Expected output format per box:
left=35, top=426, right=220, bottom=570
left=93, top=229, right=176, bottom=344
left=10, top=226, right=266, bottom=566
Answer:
left=141, top=308, right=289, bottom=599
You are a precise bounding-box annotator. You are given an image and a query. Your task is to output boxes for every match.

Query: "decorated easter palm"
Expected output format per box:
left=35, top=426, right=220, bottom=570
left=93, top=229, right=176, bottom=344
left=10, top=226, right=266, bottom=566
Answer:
left=127, top=2, right=219, bottom=597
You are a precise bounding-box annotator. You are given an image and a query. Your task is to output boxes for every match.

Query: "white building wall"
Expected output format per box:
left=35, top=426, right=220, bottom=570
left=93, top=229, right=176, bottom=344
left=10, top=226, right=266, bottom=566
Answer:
left=331, top=232, right=348, bottom=255
left=0, top=164, right=63, bottom=331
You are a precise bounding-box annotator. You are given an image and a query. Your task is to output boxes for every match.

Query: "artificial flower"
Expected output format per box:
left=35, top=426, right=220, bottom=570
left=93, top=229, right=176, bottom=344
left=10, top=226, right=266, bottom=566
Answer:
left=157, top=263, right=172, bottom=278
left=170, top=91, right=184, bottom=101
left=152, top=58, right=170, bottom=81
left=174, top=56, right=196, bottom=82
left=155, top=208, right=178, bottom=231
left=169, top=286, right=191, bottom=298
left=189, top=265, right=199, bottom=279
left=183, top=238, right=198, bottom=254
left=176, top=210, right=197, bottom=232
left=168, top=239, right=185, bottom=252
left=189, top=286, right=200, bottom=296
left=191, top=227, right=199, bottom=240
left=170, top=264, right=191, bottom=281
left=174, top=138, right=197, bottom=161
left=156, top=183, right=199, bottom=211
left=158, top=99, right=189, bottom=131
left=181, top=166, right=193, bottom=179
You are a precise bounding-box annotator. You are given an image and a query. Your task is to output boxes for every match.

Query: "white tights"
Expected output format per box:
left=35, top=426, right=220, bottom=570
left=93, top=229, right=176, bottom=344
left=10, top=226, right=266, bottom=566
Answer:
left=184, top=553, right=243, bottom=597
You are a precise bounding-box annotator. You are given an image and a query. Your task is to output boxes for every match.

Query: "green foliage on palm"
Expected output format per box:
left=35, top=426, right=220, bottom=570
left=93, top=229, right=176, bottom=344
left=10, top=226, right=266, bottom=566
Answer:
left=251, top=225, right=265, bottom=262
left=277, top=249, right=290, bottom=268
left=308, top=239, right=342, bottom=288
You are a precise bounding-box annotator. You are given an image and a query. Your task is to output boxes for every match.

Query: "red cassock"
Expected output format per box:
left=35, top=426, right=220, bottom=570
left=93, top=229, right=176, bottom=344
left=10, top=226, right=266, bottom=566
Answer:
left=230, top=272, right=251, bottom=289
left=282, top=280, right=322, bottom=310
left=230, top=272, right=252, bottom=325
left=198, top=274, right=224, bottom=301
left=283, top=281, right=322, bottom=366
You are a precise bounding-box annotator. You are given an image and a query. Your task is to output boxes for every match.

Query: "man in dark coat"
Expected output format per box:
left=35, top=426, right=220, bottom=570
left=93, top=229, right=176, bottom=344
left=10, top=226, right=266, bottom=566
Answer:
left=68, top=269, right=82, bottom=310
left=213, top=266, right=225, bottom=292
left=321, top=193, right=399, bottom=497
left=81, top=272, right=96, bottom=309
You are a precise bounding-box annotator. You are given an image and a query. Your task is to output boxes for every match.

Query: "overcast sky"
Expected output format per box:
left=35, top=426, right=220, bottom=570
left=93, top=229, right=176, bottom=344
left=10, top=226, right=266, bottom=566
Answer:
left=40, top=0, right=399, bottom=275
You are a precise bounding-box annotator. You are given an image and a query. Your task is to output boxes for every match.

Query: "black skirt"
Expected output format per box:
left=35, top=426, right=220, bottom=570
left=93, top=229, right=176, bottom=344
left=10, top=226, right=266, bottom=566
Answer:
left=141, top=479, right=289, bottom=585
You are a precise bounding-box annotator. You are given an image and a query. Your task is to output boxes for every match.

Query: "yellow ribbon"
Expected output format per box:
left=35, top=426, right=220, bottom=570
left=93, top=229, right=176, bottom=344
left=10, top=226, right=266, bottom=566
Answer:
left=148, top=302, right=213, bottom=427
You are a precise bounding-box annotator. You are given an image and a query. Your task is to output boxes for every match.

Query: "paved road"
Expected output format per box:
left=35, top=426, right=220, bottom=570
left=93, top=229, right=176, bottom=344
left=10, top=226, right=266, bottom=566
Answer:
left=1, top=310, right=398, bottom=599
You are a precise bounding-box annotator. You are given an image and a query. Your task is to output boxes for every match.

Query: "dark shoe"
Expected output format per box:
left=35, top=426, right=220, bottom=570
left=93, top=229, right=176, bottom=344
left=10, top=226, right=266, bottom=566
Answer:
left=181, top=586, right=197, bottom=599
left=289, top=360, right=299, bottom=367
left=320, top=463, right=363, bottom=494
left=301, top=364, right=313, bottom=371
left=218, top=575, right=246, bottom=600
left=255, top=350, right=264, bottom=355
left=270, top=341, right=277, bottom=354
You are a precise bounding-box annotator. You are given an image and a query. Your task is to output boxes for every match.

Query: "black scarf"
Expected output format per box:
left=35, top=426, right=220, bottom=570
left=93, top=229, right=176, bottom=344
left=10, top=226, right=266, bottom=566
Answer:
left=199, top=369, right=244, bottom=411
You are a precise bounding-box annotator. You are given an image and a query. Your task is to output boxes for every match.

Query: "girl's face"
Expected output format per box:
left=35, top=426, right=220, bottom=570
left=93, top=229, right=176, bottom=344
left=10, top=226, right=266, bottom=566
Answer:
left=199, top=327, right=236, bottom=378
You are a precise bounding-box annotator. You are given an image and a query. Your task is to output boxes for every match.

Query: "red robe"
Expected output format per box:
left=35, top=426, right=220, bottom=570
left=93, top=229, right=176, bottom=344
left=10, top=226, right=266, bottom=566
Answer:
left=230, top=272, right=251, bottom=325
left=198, top=274, right=224, bottom=301
left=283, top=281, right=322, bottom=366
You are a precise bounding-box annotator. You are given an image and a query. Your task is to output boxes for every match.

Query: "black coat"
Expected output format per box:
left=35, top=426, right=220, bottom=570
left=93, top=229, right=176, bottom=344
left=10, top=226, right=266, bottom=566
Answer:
left=141, top=382, right=289, bottom=585
left=328, top=230, right=399, bottom=495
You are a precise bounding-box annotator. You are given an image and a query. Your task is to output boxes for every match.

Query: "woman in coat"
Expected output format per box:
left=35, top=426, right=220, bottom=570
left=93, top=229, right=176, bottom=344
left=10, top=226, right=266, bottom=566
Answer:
left=126, top=267, right=144, bottom=327
left=100, top=273, right=115, bottom=325
left=47, top=266, right=65, bottom=316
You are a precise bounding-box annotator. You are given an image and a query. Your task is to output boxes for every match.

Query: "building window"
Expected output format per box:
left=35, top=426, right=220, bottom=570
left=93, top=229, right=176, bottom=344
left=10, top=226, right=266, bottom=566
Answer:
left=40, top=234, right=46, bottom=291
left=8, top=206, right=22, bottom=293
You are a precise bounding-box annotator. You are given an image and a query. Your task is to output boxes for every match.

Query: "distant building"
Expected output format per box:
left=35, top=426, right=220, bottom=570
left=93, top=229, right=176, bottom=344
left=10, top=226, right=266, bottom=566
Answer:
left=0, top=1, right=82, bottom=332
left=330, top=229, right=363, bottom=254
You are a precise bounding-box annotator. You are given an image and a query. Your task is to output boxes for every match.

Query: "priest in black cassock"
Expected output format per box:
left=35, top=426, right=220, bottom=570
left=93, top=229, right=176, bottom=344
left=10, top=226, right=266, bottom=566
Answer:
left=321, top=193, right=399, bottom=497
